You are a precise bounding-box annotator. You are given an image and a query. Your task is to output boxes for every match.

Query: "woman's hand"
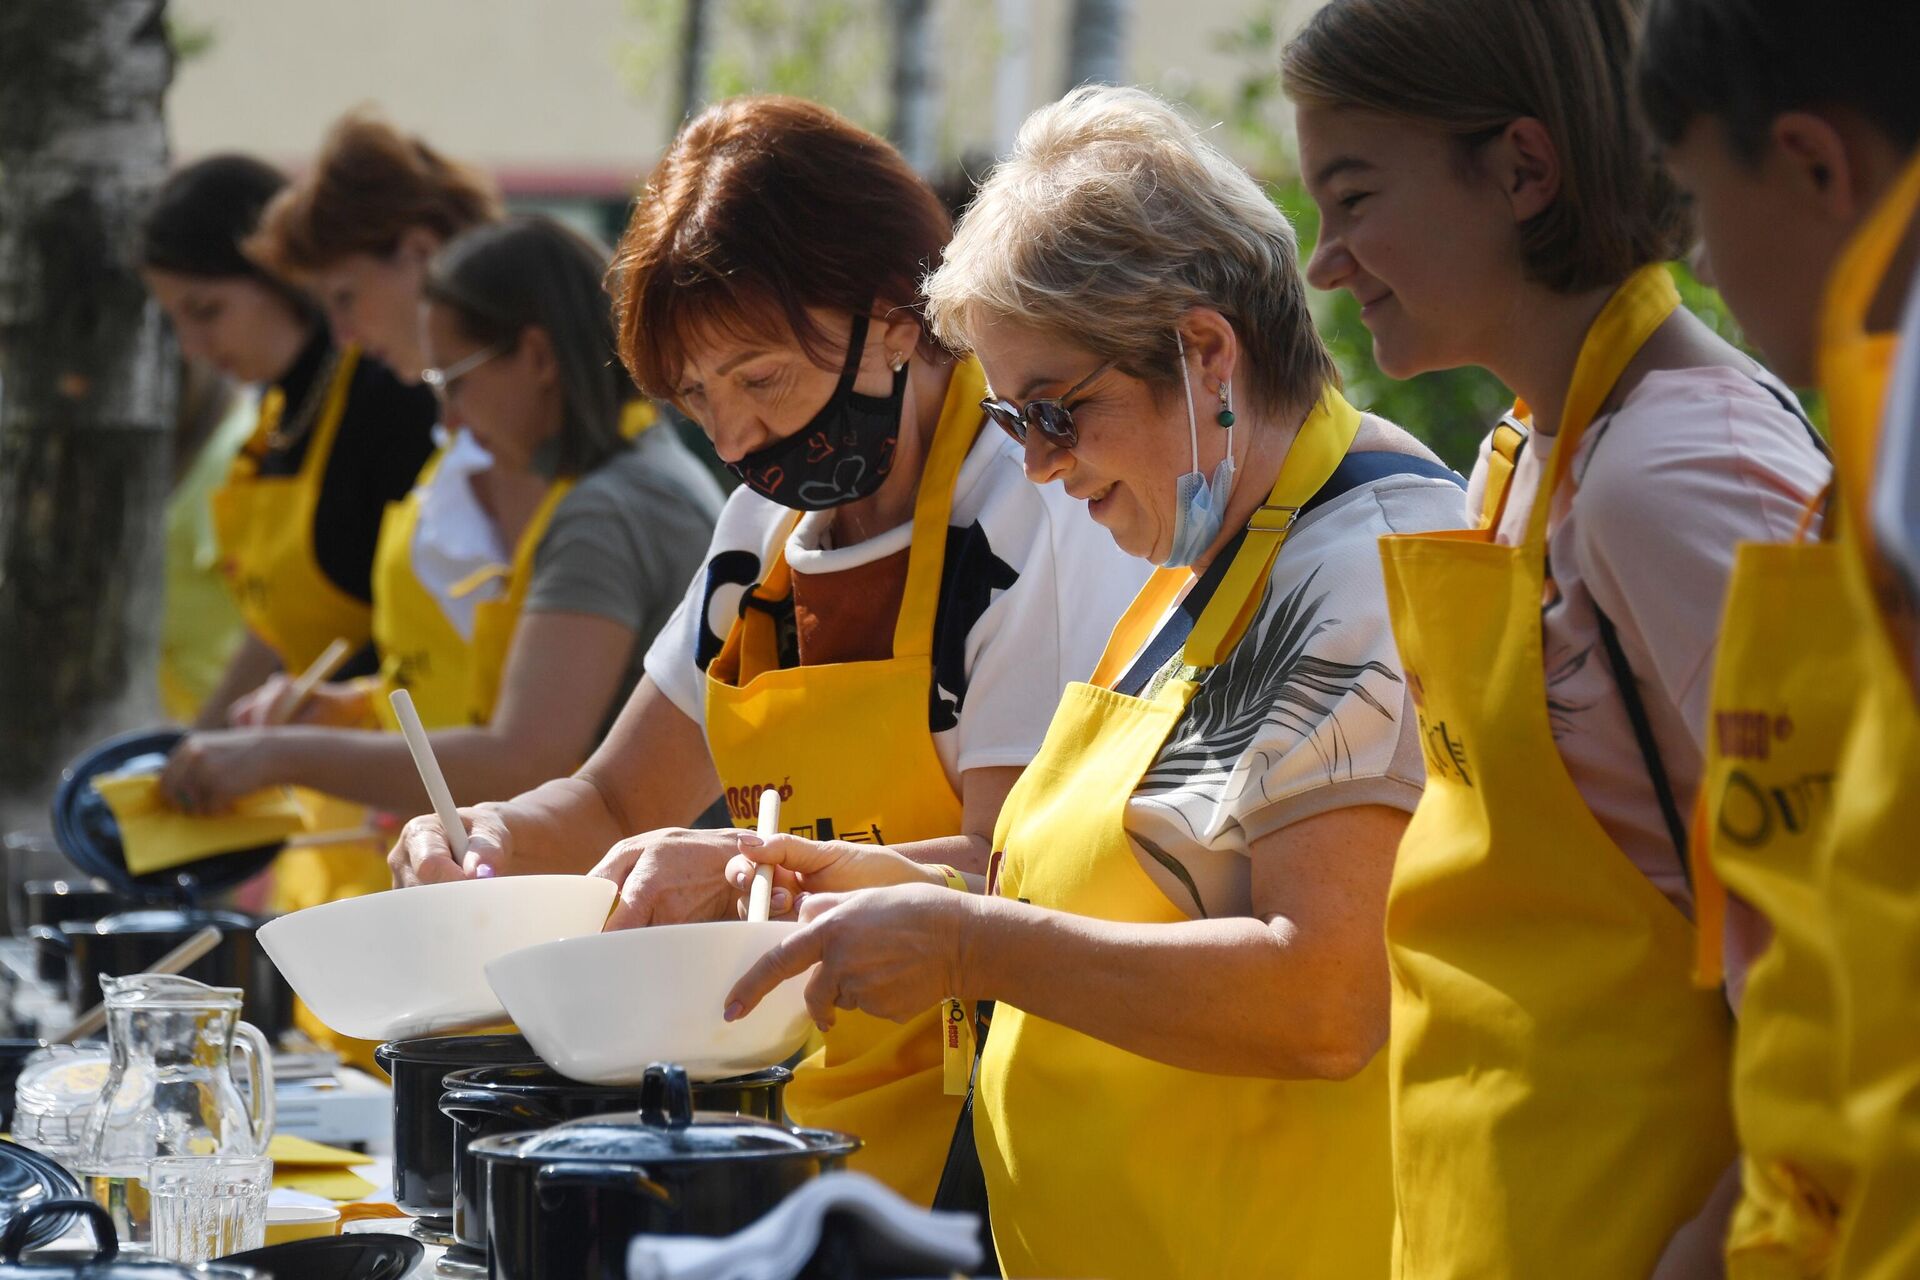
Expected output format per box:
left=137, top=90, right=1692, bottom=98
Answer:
left=161, top=730, right=281, bottom=814
left=388, top=806, right=515, bottom=885
left=593, top=829, right=763, bottom=929
left=724, top=834, right=940, bottom=919
left=228, top=676, right=371, bottom=728
left=723, top=883, right=975, bottom=1030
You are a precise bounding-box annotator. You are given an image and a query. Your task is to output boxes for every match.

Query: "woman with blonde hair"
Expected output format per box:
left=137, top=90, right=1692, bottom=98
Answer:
left=722, top=85, right=1467, bottom=1278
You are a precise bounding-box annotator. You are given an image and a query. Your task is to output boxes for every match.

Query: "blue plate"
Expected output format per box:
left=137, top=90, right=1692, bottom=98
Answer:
left=51, top=728, right=283, bottom=902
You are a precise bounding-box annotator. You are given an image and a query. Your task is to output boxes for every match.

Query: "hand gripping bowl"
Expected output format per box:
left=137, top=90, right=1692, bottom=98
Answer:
left=257, top=877, right=616, bottom=1041
left=485, top=921, right=812, bottom=1084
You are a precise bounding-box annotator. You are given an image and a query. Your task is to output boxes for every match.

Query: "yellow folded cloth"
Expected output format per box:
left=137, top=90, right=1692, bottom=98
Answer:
left=92, top=770, right=303, bottom=876
left=267, top=1134, right=377, bottom=1202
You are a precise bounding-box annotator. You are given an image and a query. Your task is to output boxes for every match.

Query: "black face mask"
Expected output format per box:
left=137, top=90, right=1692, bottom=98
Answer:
left=727, top=313, right=908, bottom=511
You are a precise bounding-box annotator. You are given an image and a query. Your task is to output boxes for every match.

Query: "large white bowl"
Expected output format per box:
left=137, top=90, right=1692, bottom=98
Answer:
left=258, top=876, right=616, bottom=1041
left=485, top=921, right=812, bottom=1084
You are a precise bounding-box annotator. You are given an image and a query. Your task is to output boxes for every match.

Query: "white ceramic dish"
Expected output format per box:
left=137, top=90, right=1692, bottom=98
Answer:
left=485, top=920, right=812, bottom=1084
left=257, top=876, right=616, bottom=1041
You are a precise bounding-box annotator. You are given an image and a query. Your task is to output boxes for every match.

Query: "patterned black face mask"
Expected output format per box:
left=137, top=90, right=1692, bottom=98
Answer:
left=727, top=313, right=908, bottom=511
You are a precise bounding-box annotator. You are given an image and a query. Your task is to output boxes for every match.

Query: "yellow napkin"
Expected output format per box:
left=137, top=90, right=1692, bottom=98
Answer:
left=92, top=770, right=304, bottom=875
left=267, top=1134, right=377, bottom=1202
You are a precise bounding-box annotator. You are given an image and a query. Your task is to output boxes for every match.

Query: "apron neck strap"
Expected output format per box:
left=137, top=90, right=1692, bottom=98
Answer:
left=1519, top=264, right=1681, bottom=550
left=502, top=479, right=576, bottom=606
left=892, top=358, right=988, bottom=659
left=1181, top=387, right=1363, bottom=671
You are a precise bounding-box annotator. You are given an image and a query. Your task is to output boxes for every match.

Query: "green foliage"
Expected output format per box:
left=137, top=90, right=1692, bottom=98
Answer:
left=165, top=17, right=215, bottom=63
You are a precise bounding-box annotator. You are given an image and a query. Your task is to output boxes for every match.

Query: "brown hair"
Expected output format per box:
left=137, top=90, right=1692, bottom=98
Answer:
left=610, top=95, right=952, bottom=401
left=248, top=110, right=501, bottom=275
left=1282, top=0, right=1690, bottom=294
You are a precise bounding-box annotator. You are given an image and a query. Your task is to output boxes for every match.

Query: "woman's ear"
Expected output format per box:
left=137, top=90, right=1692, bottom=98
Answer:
left=1492, top=117, right=1562, bottom=224
left=877, top=303, right=925, bottom=370
left=1770, top=111, right=1859, bottom=225
left=396, top=226, right=443, bottom=270
left=519, top=325, right=560, bottom=387
left=1178, top=307, right=1239, bottom=393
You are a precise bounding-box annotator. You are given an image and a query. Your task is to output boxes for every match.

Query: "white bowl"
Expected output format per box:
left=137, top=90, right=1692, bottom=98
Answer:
left=485, top=921, right=812, bottom=1084
left=258, top=876, right=616, bottom=1041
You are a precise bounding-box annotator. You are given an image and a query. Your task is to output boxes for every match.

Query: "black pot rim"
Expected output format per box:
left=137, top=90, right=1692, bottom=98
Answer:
left=375, top=1033, right=536, bottom=1069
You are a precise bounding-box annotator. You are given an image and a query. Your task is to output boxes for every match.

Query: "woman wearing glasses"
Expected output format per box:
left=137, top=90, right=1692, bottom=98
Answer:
left=387, top=95, right=1148, bottom=1204
left=719, top=87, right=1469, bottom=1277
left=162, top=216, right=721, bottom=839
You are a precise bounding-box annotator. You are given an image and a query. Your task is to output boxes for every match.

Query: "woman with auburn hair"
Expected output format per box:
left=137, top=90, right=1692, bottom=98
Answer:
left=721, top=85, right=1468, bottom=1278
left=1281, top=0, right=1828, bottom=1276
left=388, top=95, right=1149, bottom=1205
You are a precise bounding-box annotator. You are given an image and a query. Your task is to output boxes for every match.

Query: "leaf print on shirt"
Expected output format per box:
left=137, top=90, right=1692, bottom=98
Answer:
left=1137, top=567, right=1403, bottom=803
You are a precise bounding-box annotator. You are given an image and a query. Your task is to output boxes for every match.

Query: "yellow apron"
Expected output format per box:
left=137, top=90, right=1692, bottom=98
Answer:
left=1693, top=511, right=1855, bottom=1279
left=1380, top=265, right=1737, bottom=1280
left=702, top=361, right=985, bottom=1205
left=976, top=389, right=1393, bottom=1280
left=1818, top=152, right=1920, bottom=1280
left=369, top=450, right=478, bottom=732
left=462, top=402, right=655, bottom=727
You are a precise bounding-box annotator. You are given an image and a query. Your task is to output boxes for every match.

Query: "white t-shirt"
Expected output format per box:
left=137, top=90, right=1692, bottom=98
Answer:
left=1117, top=415, right=1470, bottom=920
left=1466, top=363, right=1828, bottom=961
left=644, top=423, right=1154, bottom=790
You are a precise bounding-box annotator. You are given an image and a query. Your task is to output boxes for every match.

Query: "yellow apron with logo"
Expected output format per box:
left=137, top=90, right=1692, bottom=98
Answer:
left=976, top=389, right=1392, bottom=1280
left=209, top=346, right=390, bottom=914
left=1380, top=265, right=1737, bottom=1280
left=1818, top=152, right=1920, bottom=1280
left=370, top=450, right=477, bottom=732
left=702, top=363, right=984, bottom=1205
left=1693, top=511, right=1854, bottom=1279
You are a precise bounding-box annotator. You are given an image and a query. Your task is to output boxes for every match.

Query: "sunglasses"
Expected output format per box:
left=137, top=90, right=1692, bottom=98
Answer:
left=980, top=360, right=1114, bottom=448
left=420, top=340, right=511, bottom=402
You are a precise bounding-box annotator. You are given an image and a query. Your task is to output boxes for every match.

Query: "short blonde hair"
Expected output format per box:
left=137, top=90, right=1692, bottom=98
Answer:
left=925, top=85, right=1334, bottom=417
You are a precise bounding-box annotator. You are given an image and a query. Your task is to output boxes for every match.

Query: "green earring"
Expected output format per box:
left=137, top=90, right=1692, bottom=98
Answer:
left=1216, top=383, right=1235, bottom=428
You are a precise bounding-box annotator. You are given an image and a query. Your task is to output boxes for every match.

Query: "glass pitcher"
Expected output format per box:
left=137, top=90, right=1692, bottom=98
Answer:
left=76, top=974, right=274, bottom=1242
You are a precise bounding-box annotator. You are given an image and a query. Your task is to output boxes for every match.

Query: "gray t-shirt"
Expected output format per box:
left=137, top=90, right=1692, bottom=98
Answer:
left=523, top=424, right=726, bottom=723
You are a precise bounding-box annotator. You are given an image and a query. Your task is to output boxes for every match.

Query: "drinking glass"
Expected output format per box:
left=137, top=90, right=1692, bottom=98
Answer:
left=147, top=1155, right=273, bottom=1262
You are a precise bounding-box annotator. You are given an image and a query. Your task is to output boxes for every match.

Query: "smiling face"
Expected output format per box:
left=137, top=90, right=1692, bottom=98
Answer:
left=970, top=315, right=1219, bottom=565
left=142, top=268, right=309, bottom=383
left=1295, top=104, right=1533, bottom=380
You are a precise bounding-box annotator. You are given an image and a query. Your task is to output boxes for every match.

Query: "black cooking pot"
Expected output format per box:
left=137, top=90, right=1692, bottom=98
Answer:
left=372, top=1033, right=542, bottom=1234
left=440, top=1061, right=791, bottom=1262
left=30, top=909, right=291, bottom=1040
left=473, top=1063, right=857, bottom=1280
left=17, top=880, right=128, bottom=984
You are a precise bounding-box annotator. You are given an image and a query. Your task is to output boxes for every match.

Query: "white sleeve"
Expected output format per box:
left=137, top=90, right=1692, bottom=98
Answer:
left=641, top=573, right=708, bottom=727
left=952, top=474, right=1151, bottom=775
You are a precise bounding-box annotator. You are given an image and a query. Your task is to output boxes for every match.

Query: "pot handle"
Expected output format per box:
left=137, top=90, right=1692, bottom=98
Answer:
left=440, top=1086, right=565, bottom=1131
left=232, top=1018, right=276, bottom=1153
left=638, top=1062, right=693, bottom=1130
left=0, top=1199, right=113, bottom=1263
left=533, top=1161, right=671, bottom=1208
left=25, top=925, right=71, bottom=954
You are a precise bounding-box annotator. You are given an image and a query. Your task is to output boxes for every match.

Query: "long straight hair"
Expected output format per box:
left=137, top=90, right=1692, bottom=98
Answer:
left=424, top=216, right=634, bottom=476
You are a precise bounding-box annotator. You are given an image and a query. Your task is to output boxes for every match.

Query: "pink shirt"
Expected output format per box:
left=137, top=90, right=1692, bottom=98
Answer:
left=1466, top=363, right=1828, bottom=1004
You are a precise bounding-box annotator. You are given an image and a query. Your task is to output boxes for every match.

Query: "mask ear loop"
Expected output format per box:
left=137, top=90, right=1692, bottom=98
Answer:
left=834, top=312, right=873, bottom=395
left=1175, top=329, right=1200, bottom=472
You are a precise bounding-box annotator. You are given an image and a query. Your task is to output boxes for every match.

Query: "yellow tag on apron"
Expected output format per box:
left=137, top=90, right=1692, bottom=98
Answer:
left=1379, top=265, right=1737, bottom=1280
left=976, top=390, right=1393, bottom=1280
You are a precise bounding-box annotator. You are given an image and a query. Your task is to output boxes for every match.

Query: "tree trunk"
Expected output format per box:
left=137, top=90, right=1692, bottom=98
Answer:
left=1064, top=0, right=1131, bottom=90
left=0, top=0, right=175, bottom=798
left=888, top=0, right=938, bottom=175
left=675, top=0, right=712, bottom=124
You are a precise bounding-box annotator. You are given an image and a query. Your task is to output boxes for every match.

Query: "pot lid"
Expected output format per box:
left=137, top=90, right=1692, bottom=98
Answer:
left=446, top=1061, right=790, bottom=1098
left=470, top=1064, right=857, bottom=1165
left=0, top=1140, right=83, bottom=1251
left=0, top=1198, right=256, bottom=1277
left=79, top=909, right=254, bottom=936
left=52, top=728, right=281, bottom=902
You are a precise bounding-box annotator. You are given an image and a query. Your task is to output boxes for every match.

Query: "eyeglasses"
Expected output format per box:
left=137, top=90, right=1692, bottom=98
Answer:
left=980, top=360, right=1114, bottom=448
left=420, top=341, right=510, bottom=401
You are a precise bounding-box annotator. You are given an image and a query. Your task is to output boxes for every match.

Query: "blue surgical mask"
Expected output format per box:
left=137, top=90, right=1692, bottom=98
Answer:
left=1162, top=329, right=1235, bottom=568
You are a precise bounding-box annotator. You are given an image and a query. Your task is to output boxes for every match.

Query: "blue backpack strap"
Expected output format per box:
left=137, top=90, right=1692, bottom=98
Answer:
left=1113, top=451, right=1465, bottom=696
